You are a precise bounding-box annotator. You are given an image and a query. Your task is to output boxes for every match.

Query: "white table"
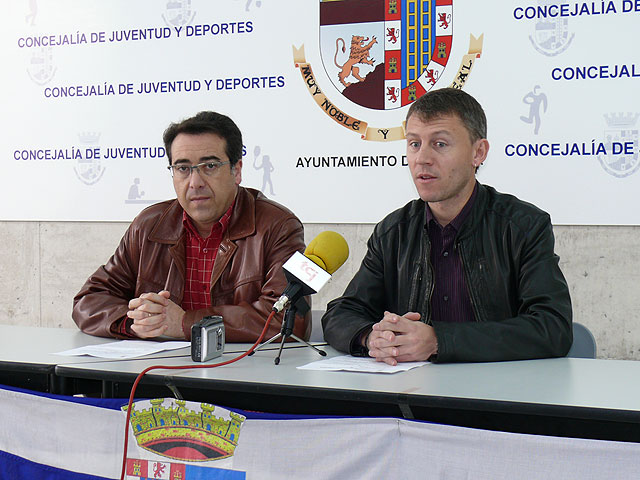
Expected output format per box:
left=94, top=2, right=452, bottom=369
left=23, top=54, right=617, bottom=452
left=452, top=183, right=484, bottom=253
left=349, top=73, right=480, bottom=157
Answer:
left=55, top=343, right=640, bottom=442
left=2, top=325, right=638, bottom=441
left=0, top=325, right=189, bottom=393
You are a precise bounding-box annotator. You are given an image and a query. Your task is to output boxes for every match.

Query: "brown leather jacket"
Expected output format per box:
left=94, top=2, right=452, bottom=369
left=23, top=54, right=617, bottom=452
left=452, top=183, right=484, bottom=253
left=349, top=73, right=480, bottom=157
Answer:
left=73, top=187, right=311, bottom=341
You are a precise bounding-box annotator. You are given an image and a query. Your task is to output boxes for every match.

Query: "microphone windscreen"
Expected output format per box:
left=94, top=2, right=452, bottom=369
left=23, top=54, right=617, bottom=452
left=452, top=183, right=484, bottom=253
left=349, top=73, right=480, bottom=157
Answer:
left=304, top=231, right=349, bottom=274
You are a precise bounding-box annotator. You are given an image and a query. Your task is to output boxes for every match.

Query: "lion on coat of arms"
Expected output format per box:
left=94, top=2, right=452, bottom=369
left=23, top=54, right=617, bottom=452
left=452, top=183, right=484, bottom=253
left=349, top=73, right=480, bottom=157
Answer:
left=334, top=35, right=377, bottom=87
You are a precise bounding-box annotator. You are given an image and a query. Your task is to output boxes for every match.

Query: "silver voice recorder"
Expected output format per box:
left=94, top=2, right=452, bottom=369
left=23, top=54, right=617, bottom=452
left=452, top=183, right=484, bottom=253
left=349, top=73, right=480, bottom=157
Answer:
left=191, top=315, right=225, bottom=362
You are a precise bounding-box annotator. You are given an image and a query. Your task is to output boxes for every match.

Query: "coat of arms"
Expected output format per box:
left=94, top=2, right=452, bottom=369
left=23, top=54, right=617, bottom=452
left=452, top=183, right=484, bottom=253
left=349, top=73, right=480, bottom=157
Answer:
left=319, top=0, right=453, bottom=110
left=293, top=0, right=480, bottom=141
left=598, top=113, right=640, bottom=178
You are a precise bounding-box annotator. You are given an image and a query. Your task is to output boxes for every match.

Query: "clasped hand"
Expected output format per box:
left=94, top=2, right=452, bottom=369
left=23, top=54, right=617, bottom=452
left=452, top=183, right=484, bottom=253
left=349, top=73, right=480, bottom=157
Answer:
left=127, top=290, right=186, bottom=339
left=366, top=311, right=438, bottom=365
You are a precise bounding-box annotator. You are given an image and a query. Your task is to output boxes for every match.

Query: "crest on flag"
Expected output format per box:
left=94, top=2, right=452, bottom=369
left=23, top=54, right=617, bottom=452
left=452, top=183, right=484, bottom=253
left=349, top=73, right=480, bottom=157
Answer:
left=125, top=458, right=245, bottom=480
left=124, top=399, right=246, bottom=462
left=319, top=0, right=453, bottom=110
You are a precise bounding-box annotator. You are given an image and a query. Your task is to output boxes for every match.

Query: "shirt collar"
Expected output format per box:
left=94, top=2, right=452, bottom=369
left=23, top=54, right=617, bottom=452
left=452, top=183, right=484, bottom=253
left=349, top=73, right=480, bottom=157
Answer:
left=426, top=182, right=478, bottom=232
left=182, top=199, right=235, bottom=240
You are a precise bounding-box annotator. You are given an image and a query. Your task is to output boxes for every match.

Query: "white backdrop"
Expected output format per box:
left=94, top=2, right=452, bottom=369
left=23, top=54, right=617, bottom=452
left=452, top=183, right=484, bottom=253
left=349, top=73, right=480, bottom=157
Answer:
left=1, top=0, right=639, bottom=224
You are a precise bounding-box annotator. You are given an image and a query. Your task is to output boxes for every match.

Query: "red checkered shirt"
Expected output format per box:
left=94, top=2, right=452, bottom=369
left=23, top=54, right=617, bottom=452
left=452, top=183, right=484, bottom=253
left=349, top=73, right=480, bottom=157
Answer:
left=181, top=202, right=234, bottom=311
left=114, top=202, right=234, bottom=337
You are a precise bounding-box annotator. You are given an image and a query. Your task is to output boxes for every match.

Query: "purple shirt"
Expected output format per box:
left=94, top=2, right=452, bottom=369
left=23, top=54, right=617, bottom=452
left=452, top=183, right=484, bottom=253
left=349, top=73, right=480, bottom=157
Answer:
left=426, top=183, right=477, bottom=324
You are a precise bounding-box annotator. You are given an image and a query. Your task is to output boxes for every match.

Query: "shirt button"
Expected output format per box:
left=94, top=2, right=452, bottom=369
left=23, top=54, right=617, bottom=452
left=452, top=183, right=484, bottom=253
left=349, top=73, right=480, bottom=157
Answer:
left=443, top=251, right=449, bottom=257
left=443, top=295, right=449, bottom=302
left=203, top=248, right=208, bottom=253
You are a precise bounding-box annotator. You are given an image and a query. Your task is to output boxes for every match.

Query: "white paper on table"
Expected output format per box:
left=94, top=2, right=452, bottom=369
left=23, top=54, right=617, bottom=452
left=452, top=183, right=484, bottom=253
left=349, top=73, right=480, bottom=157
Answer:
left=297, top=355, right=427, bottom=374
left=53, top=340, right=191, bottom=359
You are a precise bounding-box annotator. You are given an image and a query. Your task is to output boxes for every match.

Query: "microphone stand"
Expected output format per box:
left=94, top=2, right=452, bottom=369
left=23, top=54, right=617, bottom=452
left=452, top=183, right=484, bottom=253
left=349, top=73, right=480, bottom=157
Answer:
left=251, top=298, right=327, bottom=365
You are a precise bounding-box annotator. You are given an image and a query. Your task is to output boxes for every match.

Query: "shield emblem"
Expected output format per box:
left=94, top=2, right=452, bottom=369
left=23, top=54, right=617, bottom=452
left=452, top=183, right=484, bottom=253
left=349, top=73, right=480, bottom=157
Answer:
left=528, top=18, right=574, bottom=56
left=162, top=0, right=195, bottom=26
left=27, top=47, right=57, bottom=86
left=598, top=115, right=640, bottom=178
left=319, top=0, right=453, bottom=110
left=74, top=156, right=106, bottom=185
left=74, top=132, right=105, bottom=185
left=528, top=0, right=574, bottom=56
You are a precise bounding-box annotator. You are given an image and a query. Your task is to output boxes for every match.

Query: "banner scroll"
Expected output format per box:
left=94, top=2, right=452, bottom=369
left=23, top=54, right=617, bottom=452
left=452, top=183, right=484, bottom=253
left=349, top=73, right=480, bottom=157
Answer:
left=293, top=34, right=483, bottom=142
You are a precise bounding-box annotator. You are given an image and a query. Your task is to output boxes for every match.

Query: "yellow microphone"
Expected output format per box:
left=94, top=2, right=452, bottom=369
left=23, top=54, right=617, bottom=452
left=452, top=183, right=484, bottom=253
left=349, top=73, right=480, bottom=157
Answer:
left=304, top=231, right=349, bottom=274
left=273, top=231, right=349, bottom=312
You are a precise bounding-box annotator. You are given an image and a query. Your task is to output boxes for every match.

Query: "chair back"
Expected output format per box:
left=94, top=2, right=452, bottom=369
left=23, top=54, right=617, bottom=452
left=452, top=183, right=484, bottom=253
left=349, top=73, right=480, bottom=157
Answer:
left=567, top=322, right=597, bottom=358
left=310, top=310, right=326, bottom=342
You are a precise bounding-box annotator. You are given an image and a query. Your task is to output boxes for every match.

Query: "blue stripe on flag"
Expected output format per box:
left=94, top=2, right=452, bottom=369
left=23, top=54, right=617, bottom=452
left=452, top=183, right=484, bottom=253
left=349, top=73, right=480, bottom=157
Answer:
left=1, top=382, right=439, bottom=424
left=1, top=383, right=133, bottom=410
left=0, top=450, right=115, bottom=480
left=184, top=464, right=246, bottom=479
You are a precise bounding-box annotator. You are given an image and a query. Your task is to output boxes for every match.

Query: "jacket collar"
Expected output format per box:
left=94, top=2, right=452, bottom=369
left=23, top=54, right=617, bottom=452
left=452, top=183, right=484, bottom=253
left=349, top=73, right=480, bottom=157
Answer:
left=226, top=186, right=256, bottom=241
left=147, top=186, right=256, bottom=244
left=425, top=182, right=478, bottom=231
left=456, top=181, right=489, bottom=239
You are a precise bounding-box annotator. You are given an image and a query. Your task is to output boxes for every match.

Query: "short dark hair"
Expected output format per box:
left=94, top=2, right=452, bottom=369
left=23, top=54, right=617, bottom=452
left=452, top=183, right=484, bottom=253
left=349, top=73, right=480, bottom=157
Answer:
left=406, top=88, right=487, bottom=143
left=163, top=111, right=243, bottom=167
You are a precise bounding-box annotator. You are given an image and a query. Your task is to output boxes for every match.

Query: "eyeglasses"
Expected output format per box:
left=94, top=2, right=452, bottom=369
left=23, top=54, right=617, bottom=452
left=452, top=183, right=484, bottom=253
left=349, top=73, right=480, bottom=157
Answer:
left=167, top=161, right=231, bottom=179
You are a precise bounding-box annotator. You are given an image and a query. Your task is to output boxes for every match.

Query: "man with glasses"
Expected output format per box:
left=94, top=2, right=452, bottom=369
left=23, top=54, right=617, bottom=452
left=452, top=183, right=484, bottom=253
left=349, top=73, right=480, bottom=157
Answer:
left=73, top=111, right=310, bottom=341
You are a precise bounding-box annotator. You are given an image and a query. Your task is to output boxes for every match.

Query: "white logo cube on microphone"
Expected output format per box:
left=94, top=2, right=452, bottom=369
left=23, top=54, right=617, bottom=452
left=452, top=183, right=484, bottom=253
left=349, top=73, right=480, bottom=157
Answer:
left=283, top=251, right=331, bottom=293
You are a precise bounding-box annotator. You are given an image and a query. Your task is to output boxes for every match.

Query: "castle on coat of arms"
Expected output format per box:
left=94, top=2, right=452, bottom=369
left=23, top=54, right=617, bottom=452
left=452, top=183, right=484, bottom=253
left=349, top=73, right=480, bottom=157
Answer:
left=124, top=399, right=246, bottom=461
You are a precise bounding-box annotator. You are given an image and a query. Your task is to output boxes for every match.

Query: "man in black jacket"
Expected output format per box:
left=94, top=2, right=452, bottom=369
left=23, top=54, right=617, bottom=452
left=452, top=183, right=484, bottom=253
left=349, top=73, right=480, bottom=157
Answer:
left=322, top=88, right=572, bottom=364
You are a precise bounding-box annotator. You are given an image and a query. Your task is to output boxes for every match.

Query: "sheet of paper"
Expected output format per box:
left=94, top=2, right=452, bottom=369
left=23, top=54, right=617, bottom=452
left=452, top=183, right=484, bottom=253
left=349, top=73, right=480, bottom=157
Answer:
left=297, top=355, right=427, bottom=374
left=54, top=340, right=190, bottom=359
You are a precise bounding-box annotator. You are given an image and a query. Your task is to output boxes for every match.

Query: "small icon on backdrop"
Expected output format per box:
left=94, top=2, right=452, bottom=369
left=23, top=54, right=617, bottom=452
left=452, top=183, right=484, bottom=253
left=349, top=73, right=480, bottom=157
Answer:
left=74, top=132, right=105, bottom=186
left=25, top=0, right=37, bottom=25
left=598, top=113, right=640, bottom=178
left=528, top=0, right=574, bottom=56
left=162, top=0, right=195, bottom=26
left=520, top=85, right=547, bottom=135
left=27, top=47, right=56, bottom=85
left=128, top=178, right=145, bottom=200
left=244, top=0, right=262, bottom=11
left=253, top=145, right=275, bottom=195
left=125, top=177, right=157, bottom=204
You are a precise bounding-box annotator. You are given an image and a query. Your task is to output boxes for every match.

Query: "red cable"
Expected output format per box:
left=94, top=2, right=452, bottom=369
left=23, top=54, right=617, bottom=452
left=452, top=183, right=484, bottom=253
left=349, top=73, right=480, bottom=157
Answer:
left=119, top=310, right=275, bottom=480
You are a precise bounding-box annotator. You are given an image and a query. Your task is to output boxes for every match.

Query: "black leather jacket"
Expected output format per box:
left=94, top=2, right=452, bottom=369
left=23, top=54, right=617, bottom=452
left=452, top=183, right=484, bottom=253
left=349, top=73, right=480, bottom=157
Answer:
left=322, top=183, right=572, bottom=363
